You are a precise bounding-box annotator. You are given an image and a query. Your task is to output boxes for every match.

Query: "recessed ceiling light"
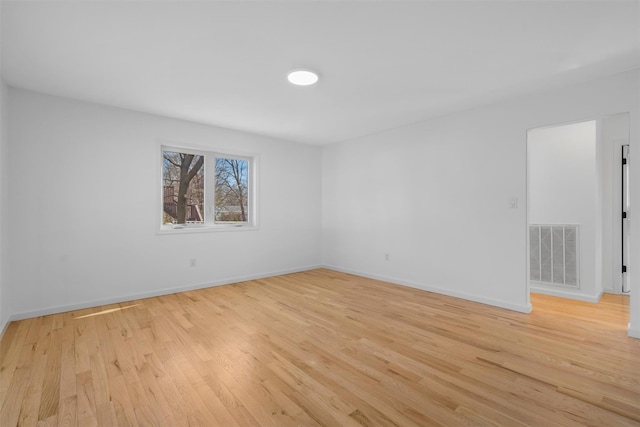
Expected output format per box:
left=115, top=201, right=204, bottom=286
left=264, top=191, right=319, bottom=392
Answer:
left=287, top=70, right=319, bottom=86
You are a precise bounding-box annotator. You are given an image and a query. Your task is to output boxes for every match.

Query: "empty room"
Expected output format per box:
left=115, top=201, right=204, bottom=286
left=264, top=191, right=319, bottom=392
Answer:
left=0, top=1, right=639, bottom=426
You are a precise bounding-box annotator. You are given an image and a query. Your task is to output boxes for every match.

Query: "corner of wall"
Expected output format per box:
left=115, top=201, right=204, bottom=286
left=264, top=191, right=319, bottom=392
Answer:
left=0, top=79, right=8, bottom=336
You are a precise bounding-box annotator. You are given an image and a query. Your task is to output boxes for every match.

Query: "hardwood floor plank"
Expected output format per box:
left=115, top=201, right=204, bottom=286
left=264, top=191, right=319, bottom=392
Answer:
left=1, top=269, right=639, bottom=426
left=38, top=328, right=62, bottom=422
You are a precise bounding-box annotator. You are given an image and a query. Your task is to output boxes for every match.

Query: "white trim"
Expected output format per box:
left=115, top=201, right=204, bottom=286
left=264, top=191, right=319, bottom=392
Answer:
left=8, top=265, right=322, bottom=322
left=6, top=265, right=534, bottom=322
left=158, top=139, right=258, bottom=160
left=157, top=224, right=259, bottom=235
left=322, top=265, right=533, bottom=314
left=628, top=324, right=640, bottom=339
left=530, top=285, right=603, bottom=303
left=526, top=126, right=532, bottom=311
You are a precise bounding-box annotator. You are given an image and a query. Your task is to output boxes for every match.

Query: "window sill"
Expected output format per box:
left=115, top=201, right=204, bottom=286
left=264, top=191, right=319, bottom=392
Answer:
left=157, top=223, right=258, bottom=235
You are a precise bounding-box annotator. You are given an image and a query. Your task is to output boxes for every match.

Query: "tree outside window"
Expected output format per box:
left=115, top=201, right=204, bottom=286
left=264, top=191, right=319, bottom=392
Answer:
left=215, top=158, right=248, bottom=222
left=163, top=151, right=204, bottom=225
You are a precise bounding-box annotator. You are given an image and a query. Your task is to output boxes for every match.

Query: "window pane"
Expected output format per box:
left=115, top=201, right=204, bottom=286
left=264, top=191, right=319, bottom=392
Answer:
left=162, top=151, right=205, bottom=224
left=215, top=158, right=249, bottom=222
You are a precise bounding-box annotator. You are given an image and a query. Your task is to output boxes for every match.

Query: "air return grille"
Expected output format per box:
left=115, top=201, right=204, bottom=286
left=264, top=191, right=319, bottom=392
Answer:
left=529, top=225, right=579, bottom=287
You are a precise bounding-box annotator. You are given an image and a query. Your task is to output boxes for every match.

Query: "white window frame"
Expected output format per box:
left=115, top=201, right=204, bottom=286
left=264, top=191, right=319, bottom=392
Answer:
left=158, top=143, right=258, bottom=234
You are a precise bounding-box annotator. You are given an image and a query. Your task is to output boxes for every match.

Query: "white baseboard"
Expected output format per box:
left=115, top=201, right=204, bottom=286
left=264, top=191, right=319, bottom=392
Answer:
left=322, top=264, right=532, bottom=314
left=0, top=316, right=10, bottom=342
left=529, top=284, right=603, bottom=303
left=4, top=264, right=634, bottom=340
left=8, top=264, right=323, bottom=322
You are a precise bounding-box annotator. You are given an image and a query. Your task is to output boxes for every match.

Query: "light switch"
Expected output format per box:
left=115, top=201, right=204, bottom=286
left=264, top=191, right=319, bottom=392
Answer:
left=508, top=197, right=518, bottom=209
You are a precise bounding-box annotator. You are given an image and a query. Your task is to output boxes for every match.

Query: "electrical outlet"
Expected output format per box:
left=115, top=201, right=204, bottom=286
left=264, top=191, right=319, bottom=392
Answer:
left=384, top=253, right=390, bottom=261
left=190, top=258, right=197, bottom=267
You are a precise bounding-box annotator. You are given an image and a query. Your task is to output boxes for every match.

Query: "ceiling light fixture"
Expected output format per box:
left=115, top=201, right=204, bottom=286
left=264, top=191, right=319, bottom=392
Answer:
left=287, top=70, right=319, bottom=86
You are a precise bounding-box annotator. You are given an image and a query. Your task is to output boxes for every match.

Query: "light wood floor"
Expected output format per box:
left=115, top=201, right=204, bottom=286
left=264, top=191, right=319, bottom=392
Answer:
left=1, top=269, right=639, bottom=426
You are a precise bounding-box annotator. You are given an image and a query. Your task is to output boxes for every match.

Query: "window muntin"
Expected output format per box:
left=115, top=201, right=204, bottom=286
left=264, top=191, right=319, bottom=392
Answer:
left=160, top=146, right=255, bottom=230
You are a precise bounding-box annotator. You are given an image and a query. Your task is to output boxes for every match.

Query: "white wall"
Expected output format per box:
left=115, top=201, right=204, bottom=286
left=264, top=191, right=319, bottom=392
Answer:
left=630, top=105, right=640, bottom=338
left=7, top=88, right=322, bottom=319
left=0, top=0, right=9, bottom=334
left=528, top=121, right=598, bottom=300
left=0, top=80, right=8, bottom=334
left=323, top=69, right=640, bottom=334
left=322, top=100, right=531, bottom=312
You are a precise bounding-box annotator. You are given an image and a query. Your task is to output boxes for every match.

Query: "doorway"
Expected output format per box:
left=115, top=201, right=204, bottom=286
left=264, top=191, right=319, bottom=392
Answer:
left=527, top=113, right=631, bottom=302
left=527, top=120, right=597, bottom=301
left=605, top=114, right=631, bottom=295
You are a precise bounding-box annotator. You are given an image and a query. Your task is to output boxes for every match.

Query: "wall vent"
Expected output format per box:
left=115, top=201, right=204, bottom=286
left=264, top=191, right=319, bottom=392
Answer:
left=529, top=224, right=579, bottom=287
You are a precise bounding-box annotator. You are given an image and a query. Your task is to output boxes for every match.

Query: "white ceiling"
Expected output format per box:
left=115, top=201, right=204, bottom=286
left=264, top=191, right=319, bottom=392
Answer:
left=2, top=1, right=639, bottom=145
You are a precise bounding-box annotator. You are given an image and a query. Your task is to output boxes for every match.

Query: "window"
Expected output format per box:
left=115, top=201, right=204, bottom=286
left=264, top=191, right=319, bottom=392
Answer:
left=214, top=157, right=249, bottom=222
left=161, top=145, right=255, bottom=231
